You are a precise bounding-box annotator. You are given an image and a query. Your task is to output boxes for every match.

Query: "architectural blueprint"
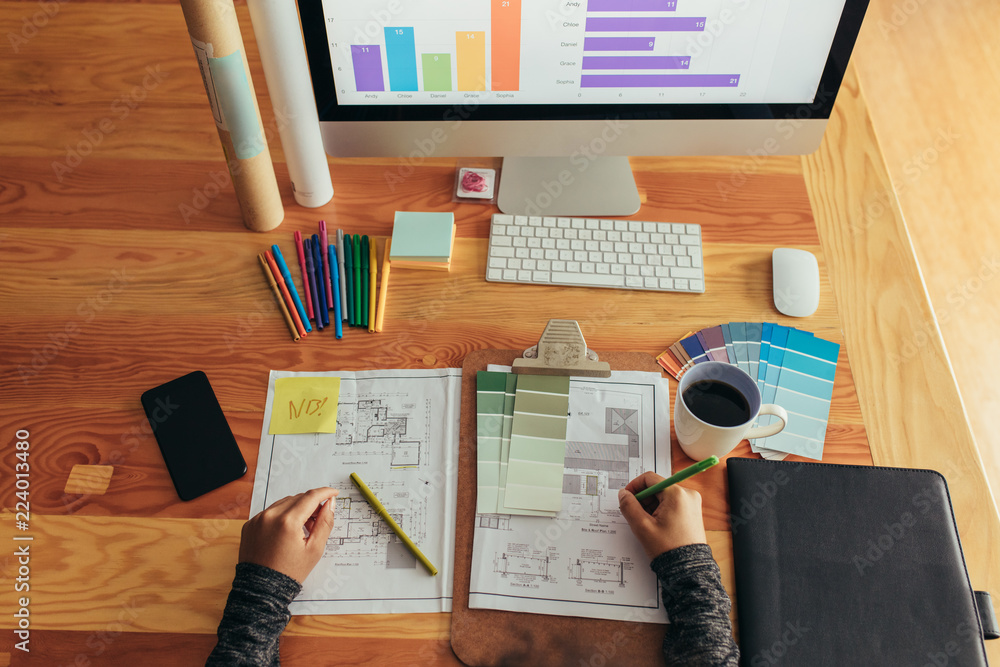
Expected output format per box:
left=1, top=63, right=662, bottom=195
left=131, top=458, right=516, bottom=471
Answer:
left=251, top=369, right=461, bottom=615
left=469, top=368, right=671, bottom=622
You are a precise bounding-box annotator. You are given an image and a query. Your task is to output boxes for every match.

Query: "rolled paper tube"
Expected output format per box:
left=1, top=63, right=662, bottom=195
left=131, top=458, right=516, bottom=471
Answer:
left=178, top=0, right=284, bottom=232
left=246, top=0, right=334, bottom=208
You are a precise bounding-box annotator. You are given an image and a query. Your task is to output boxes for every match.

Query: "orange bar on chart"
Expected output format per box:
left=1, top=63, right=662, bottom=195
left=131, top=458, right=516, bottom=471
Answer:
left=491, top=0, right=521, bottom=91
left=456, top=31, right=486, bottom=91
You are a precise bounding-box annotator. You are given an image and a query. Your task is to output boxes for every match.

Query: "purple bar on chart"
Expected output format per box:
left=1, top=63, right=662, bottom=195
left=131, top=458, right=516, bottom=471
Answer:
left=582, top=56, right=690, bottom=70
left=350, top=45, right=385, bottom=92
left=585, top=16, right=705, bottom=31
left=581, top=74, right=740, bottom=87
left=584, top=36, right=656, bottom=51
left=587, top=0, right=677, bottom=11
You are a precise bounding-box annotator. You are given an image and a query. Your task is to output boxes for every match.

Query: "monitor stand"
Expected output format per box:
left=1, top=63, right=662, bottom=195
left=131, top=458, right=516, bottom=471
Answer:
left=497, top=156, right=641, bottom=217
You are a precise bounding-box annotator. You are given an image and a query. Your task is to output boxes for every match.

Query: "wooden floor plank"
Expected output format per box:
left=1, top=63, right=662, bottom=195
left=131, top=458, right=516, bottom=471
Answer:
left=854, top=0, right=1000, bottom=511
left=804, top=68, right=1000, bottom=655
left=0, top=631, right=461, bottom=665
left=0, top=516, right=453, bottom=638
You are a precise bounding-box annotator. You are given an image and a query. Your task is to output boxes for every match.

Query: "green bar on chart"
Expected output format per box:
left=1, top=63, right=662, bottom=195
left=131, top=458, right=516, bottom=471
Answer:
left=421, top=53, right=452, bottom=91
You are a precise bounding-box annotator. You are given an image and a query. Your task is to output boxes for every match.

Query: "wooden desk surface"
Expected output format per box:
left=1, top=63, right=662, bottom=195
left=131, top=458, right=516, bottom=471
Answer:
left=1, top=2, right=998, bottom=664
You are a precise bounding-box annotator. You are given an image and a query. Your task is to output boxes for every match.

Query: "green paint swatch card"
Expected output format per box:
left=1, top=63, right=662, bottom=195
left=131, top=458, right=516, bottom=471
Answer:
left=476, top=371, right=506, bottom=513
left=497, top=373, right=518, bottom=513
left=503, top=374, right=570, bottom=513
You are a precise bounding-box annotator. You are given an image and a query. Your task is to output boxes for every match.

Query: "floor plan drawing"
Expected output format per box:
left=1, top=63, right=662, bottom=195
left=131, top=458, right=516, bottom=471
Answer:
left=251, top=369, right=461, bottom=615
left=469, top=369, right=671, bottom=623
left=324, top=481, right=424, bottom=570
left=328, top=396, right=429, bottom=469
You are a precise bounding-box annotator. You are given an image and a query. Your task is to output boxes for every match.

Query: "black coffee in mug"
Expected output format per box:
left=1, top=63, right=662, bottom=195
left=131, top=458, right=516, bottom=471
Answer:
left=682, top=379, right=751, bottom=427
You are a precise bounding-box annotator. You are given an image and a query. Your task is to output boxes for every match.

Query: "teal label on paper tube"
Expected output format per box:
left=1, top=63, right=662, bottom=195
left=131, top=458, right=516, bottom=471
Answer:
left=207, top=50, right=265, bottom=160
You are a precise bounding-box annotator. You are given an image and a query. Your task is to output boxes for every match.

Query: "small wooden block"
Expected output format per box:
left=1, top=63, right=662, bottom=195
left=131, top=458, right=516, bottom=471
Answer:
left=64, top=464, right=114, bottom=496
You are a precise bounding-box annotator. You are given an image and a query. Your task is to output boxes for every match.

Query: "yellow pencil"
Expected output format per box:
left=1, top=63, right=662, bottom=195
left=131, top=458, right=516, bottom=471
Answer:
left=368, top=237, right=377, bottom=333
left=349, top=472, right=437, bottom=576
left=375, top=238, right=391, bottom=332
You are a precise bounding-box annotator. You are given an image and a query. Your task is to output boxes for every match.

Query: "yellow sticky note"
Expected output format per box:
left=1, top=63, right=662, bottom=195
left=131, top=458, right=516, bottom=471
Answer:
left=269, top=377, right=341, bottom=434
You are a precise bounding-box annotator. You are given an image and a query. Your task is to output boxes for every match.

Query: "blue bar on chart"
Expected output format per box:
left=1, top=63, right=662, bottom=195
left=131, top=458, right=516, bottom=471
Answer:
left=583, top=36, right=656, bottom=51
left=351, top=45, right=385, bottom=92
left=582, top=56, right=690, bottom=70
left=585, top=16, right=706, bottom=31
left=383, top=27, right=418, bottom=91
left=581, top=74, right=740, bottom=87
left=587, top=0, right=677, bottom=10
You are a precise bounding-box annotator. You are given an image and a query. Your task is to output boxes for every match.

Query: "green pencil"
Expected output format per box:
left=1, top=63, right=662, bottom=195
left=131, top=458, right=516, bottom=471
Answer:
left=634, top=456, right=720, bottom=501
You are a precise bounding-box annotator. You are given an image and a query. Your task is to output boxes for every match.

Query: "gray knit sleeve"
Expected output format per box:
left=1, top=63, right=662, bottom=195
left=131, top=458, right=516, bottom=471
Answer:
left=652, top=543, right=740, bottom=666
left=206, top=562, right=301, bottom=666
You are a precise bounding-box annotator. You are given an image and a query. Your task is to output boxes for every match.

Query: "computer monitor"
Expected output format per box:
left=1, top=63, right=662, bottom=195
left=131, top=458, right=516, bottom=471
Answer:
left=298, top=0, right=870, bottom=216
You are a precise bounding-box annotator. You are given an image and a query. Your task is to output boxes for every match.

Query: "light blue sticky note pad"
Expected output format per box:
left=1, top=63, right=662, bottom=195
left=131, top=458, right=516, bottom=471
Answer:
left=759, top=329, right=840, bottom=460
left=390, top=211, right=455, bottom=260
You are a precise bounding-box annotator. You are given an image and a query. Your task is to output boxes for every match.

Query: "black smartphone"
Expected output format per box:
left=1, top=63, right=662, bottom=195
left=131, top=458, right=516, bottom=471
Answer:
left=140, top=371, right=247, bottom=501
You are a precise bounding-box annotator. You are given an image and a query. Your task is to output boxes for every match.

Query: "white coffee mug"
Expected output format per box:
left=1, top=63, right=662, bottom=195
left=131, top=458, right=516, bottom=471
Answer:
left=675, top=362, right=788, bottom=460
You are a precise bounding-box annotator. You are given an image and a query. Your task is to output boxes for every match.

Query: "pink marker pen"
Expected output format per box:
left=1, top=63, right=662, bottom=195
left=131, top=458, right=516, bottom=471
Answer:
left=319, top=220, right=334, bottom=308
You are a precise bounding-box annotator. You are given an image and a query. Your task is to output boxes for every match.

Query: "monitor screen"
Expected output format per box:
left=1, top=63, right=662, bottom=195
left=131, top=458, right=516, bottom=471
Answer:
left=321, top=0, right=848, bottom=107
left=298, top=0, right=870, bottom=214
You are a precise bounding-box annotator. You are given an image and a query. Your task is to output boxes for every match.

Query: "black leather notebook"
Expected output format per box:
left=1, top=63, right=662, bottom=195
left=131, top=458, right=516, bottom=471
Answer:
left=727, top=458, right=990, bottom=666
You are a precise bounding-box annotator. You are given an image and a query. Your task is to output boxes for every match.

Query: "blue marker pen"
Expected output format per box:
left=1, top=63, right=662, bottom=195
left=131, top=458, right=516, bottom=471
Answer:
left=271, top=245, right=312, bottom=333
left=311, top=234, right=330, bottom=327
left=328, top=245, right=343, bottom=339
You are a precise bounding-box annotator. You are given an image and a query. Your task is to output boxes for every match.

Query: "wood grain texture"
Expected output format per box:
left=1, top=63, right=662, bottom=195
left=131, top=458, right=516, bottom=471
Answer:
left=852, top=0, right=1000, bottom=512
left=64, top=464, right=114, bottom=495
left=1, top=0, right=996, bottom=662
left=0, top=516, right=452, bottom=639
left=0, top=631, right=459, bottom=666
left=803, top=66, right=1000, bottom=662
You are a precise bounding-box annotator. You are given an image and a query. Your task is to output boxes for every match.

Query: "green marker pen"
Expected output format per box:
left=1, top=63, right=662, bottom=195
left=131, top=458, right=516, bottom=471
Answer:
left=634, top=455, right=720, bottom=501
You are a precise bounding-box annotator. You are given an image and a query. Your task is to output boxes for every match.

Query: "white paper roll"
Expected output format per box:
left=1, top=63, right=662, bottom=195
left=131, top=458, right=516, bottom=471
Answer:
left=246, top=0, right=334, bottom=208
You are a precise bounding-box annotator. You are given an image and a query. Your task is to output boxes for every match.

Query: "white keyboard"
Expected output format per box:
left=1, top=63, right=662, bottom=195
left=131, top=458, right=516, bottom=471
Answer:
left=485, top=214, right=705, bottom=293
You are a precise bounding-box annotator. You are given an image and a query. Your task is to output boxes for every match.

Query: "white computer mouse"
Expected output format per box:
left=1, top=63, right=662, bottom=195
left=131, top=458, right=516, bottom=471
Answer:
left=772, top=248, right=819, bottom=317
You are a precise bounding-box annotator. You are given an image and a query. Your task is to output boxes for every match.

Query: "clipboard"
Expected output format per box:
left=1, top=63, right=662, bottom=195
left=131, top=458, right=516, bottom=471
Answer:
left=450, top=348, right=669, bottom=666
